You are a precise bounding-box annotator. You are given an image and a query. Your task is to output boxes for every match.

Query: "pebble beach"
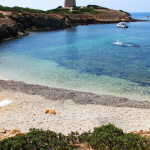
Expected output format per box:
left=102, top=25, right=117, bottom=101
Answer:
left=0, top=79, right=150, bottom=136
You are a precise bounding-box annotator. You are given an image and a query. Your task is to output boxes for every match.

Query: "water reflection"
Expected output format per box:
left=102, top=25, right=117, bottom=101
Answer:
left=65, top=27, right=77, bottom=32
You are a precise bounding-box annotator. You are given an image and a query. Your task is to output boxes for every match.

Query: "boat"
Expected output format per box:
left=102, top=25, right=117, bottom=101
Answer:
left=112, top=41, right=124, bottom=46
left=112, top=41, right=139, bottom=47
left=144, top=16, right=149, bottom=18
left=117, top=22, right=128, bottom=28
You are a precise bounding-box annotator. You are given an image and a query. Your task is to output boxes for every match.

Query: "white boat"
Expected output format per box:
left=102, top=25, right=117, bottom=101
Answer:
left=112, top=41, right=124, bottom=45
left=117, top=22, right=128, bottom=28
left=112, top=41, right=139, bottom=47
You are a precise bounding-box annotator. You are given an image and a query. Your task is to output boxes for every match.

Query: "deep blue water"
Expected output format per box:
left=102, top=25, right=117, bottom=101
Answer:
left=0, top=12, right=150, bottom=101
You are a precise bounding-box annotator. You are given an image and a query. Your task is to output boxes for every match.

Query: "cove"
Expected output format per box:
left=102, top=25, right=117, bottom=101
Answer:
left=0, top=13, right=150, bottom=101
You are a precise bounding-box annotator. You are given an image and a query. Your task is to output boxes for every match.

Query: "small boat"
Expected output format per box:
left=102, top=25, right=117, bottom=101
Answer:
left=112, top=41, right=124, bottom=46
left=112, top=41, right=139, bottom=47
left=144, top=16, right=149, bottom=18
left=117, top=22, right=128, bottom=28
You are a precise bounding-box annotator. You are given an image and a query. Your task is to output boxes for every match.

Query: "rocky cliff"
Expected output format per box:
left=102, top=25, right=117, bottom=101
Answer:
left=0, top=6, right=136, bottom=41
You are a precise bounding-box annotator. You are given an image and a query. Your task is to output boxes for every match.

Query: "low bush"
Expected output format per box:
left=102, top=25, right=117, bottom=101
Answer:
left=71, top=11, right=83, bottom=14
left=87, top=5, right=108, bottom=9
left=90, top=10, right=102, bottom=15
left=0, top=128, right=74, bottom=150
left=0, top=124, right=150, bottom=150
left=0, top=5, right=103, bottom=15
left=46, top=8, right=70, bottom=14
left=0, top=6, right=44, bottom=13
left=13, top=13, right=21, bottom=16
left=72, top=7, right=80, bottom=11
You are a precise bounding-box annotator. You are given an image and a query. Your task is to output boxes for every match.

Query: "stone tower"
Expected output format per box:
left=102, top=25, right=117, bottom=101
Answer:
left=64, top=0, right=76, bottom=7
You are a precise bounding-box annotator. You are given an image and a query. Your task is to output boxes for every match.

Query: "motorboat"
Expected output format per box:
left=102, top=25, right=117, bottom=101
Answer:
left=112, top=41, right=139, bottom=47
left=117, top=22, right=128, bottom=28
left=112, top=41, right=124, bottom=46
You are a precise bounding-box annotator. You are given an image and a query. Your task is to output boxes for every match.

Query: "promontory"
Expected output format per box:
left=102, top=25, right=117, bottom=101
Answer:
left=0, top=5, right=136, bottom=41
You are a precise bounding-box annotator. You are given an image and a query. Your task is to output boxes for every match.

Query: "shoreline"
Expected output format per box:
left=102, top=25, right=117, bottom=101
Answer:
left=0, top=10, right=150, bottom=137
left=0, top=79, right=150, bottom=109
left=0, top=19, right=146, bottom=43
left=1, top=80, right=150, bottom=135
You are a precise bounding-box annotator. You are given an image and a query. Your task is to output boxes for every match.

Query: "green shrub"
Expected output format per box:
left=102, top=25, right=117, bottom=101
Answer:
left=0, top=6, right=12, bottom=11
left=13, top=13, right=21, bottom=16
left=90, top=10, right=101, bottom=14
left=0, top=5, right=105, bottom=15
left=79, top=124, right=150, bottom=149
left=87, top=5, right=108, bottom=9
left=71, top=11, right=83, bottom=14
left=0, top=6, right=44, bottom=13
left=1, top=124, right=150, bottom=150
left=56, top=6, right=62, bottom=9
left=72, top=7, right=80, bottom=10
left=23, top=7, right=44, bottom=13
left=0, top=128, right=73, bottom=150
left=87, top=5, right=101, bottom=9
left=46, top=8, right=70, bottom=14
left=79, top=7, right=92, bottom=12
left=78, top=130, right=92, bottom=143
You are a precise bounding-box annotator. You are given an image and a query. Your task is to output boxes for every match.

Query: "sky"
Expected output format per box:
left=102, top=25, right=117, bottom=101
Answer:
left=0, top=0, right=149, bottom=12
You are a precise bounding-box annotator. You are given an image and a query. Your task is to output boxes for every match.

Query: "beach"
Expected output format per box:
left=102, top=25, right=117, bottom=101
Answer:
left=1, top=79, right=150, bottom=136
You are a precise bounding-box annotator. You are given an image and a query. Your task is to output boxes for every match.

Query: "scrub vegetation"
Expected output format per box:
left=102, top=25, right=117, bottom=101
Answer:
left=0, top=5, right=105, bottom=14
left=0, top=124, right=150, bottom=150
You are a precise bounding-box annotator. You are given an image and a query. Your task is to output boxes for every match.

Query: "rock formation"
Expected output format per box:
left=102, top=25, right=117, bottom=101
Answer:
left=64, top=0, right=76, bottom=7
left=0, top=6, right=137, bottom=41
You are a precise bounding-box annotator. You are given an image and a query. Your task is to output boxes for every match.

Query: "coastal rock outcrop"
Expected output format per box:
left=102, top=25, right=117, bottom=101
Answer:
left=0, top=6, right=136, bottom=41
left=0, top=17, right=25, bottom=40
left=10, top=12, right=70, bottom=29
left=0, top=11, right=71, bottom=41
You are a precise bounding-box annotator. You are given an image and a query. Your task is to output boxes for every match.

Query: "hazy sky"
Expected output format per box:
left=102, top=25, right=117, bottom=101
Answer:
left=0, top=0, right=149, bottom=12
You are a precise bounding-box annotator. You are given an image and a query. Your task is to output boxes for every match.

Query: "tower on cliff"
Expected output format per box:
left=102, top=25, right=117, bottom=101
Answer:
left=64, top=0, right=76, bottom=7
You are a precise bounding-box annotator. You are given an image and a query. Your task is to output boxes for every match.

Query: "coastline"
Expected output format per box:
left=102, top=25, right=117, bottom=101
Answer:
left=1, top=79, right=150, bottom=135
left=0, top=6, right=138, bottom=42
left=0, top=9, right=150, bottom=137
left=1, top=79, right=150, bottom=108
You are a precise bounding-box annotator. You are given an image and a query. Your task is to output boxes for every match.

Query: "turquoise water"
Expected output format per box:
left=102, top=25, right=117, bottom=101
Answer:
left=0, top=13, right=150, bottom=101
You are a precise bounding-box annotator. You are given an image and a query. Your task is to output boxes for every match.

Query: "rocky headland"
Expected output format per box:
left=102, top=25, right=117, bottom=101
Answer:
left=0, top=5, right=137, bottom=41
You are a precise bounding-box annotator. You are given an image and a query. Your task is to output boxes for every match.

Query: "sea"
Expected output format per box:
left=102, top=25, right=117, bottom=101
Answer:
left=0, top=12, right=150, bottom=101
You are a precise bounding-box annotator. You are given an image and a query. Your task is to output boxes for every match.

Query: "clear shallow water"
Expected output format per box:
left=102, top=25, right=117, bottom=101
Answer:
left=0, top=13, right=150, bottom=101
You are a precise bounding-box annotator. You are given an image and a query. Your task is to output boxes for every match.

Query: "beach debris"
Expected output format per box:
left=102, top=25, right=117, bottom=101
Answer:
left=130, top=130, right=150, bottom=139
left=15, top=132, right=25, bottom=136
left=44, top=109, right=56, bottom=115
left=0, top=99, right=14, bottom=108
left=0, top=129, right=6, bottom=133
left=0, top=129, right=25, bottom=140
left=44, top=109, right=49, bottom=113
left=10, top=129, right=20, bottom=135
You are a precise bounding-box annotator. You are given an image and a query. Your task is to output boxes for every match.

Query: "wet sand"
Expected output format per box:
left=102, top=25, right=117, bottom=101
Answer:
left=0, top=80, right=150, bottom=135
